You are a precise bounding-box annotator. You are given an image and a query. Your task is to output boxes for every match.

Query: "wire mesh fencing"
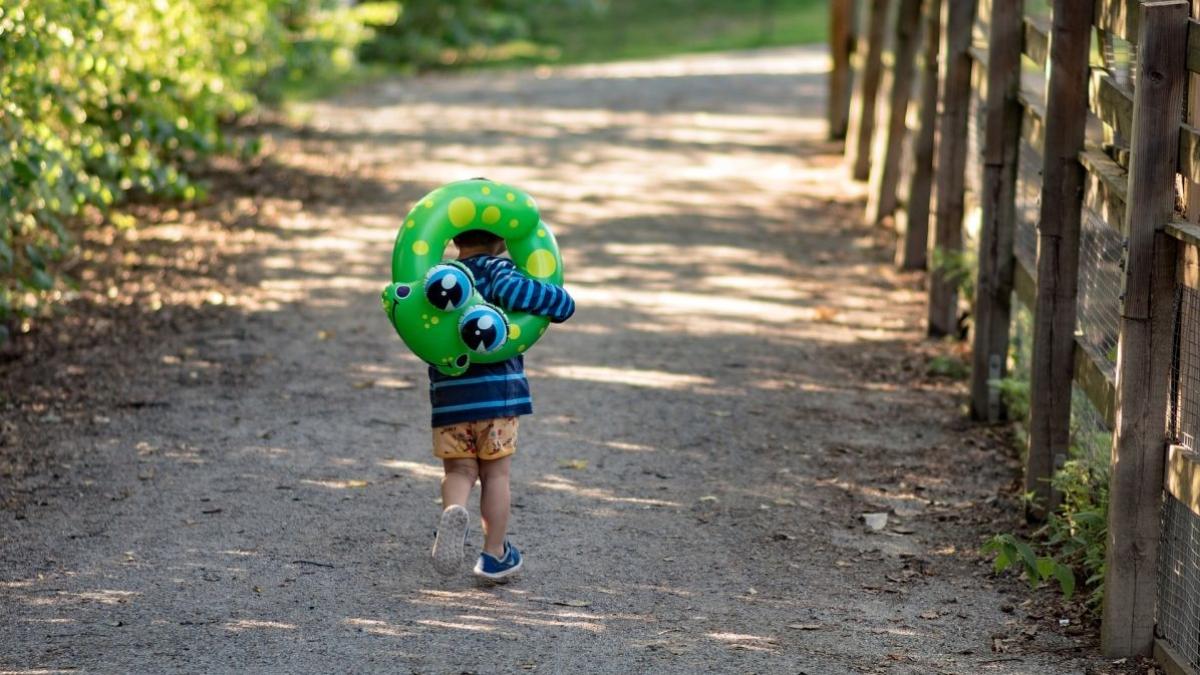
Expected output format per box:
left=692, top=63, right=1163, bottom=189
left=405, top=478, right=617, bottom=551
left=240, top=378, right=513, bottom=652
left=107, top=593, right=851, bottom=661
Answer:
left=1157, top=286, right=1200, bottom=666
left=1158, top=492, right=1200, bottom=671
left=1075, top=207, right=1123, bottom=372
left=1015, top=137, right=1041, bottom=273
left=1172, top=286, right=1200, bottom=451
left=1070, top=382, right=1112, bottom=476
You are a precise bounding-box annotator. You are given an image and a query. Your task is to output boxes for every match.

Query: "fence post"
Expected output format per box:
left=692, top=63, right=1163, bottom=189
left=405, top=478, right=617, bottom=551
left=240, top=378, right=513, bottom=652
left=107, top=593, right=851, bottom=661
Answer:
left=846, top=0, right=891, bottom=180
left=897, top=0, right=943, bottom=270
left=865, top=0, right=923, bottom=227
left=1023, top=0, right=1093, bottom=518
left=1101, top=0, right=1188, bottom=657
left=927, top=0, right=977, bottom=337
left=968, top=0, right=1023, bottom=421
left=829, top=0, right=857, bottom=140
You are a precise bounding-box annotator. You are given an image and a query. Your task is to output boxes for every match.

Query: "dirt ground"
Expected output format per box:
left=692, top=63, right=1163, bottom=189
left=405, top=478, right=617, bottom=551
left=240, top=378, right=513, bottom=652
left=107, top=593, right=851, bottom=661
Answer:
left=1, top=47, right=1139, bottom=674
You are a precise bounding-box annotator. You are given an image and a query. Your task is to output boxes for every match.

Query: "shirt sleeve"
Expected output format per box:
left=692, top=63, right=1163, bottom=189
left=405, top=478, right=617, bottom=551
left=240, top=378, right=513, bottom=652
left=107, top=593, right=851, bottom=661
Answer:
left=484, top=258, right=576, bottom=323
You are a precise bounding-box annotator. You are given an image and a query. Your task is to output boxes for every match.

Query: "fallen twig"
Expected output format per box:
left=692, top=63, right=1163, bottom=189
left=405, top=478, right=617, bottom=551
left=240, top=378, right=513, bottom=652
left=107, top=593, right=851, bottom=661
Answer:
left=291, top=559, right=336, bottom=568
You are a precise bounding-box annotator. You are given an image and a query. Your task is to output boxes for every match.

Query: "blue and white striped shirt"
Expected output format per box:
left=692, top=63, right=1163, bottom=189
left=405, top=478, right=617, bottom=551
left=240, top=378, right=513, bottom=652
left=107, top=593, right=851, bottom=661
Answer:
left=429, top=254, right=575, bottom=427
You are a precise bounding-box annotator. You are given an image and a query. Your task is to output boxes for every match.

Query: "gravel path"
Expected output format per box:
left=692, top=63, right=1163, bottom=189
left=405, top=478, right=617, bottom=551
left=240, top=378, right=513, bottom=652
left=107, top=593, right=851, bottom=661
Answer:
left=1, top=47, right=1118, bottom=674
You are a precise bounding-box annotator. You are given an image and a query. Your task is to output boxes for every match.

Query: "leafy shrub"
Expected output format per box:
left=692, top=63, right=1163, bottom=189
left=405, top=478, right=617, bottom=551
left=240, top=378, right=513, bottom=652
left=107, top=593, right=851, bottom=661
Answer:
left=984, top=533, right=1076, bottom=598
left=930, top=245, right=976, bottom=306
left=0, top=0, right=297, bottom=327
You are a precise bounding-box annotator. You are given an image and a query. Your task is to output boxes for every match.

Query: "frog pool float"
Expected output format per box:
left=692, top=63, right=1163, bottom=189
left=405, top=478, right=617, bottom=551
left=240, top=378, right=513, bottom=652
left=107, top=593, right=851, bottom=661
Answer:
left=381, top=179, right=565, bottom=376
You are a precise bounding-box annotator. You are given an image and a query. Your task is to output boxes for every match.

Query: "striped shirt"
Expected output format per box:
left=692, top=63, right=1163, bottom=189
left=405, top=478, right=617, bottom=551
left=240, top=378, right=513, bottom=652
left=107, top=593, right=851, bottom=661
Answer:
left=429, top=254, right=575, bottom=427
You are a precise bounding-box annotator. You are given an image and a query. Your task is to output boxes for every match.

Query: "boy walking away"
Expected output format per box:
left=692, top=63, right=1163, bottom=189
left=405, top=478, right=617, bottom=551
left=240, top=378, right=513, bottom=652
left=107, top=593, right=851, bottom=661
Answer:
left=430, top=228, right=575, bottom=581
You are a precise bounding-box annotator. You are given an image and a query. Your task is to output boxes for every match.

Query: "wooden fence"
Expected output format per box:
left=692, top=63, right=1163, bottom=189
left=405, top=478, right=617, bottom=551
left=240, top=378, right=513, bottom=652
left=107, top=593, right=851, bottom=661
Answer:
left=829, top=0, right=1200, bottom=665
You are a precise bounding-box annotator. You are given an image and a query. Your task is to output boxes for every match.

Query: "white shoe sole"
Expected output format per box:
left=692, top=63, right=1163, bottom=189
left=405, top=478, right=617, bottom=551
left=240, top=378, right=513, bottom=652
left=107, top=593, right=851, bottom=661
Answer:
left=431, top=505, right=469, bottom=576
left=473, top=555, right=522, bottom=582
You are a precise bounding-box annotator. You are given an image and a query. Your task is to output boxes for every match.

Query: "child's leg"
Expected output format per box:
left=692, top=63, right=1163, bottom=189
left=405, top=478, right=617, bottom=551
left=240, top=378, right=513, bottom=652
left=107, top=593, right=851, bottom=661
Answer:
left=441, top=458, right=479, bottom=508
left=478, top=456, right=511, bottom=558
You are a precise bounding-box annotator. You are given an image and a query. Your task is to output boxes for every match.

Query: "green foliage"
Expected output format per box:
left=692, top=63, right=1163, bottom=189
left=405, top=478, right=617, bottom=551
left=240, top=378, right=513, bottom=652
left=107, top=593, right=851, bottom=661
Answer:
left=0, top=0, right=368, bottom=326
left=930, top=246, right=976, bottom=306
left=986, top=391, right=1112, bottom=607
left=927, top=354, right=969, bottom=380
left=359, top=0, right=595, bottom=68
left=997, top=377, right=1031, bottom=425
left=533, top=0, right=829, bottom=65
left=358, top=0, right=827, bottom=69
left=1042, top=426, right=1112, bottom=607
left=983, top=533, right=1076, bottom=599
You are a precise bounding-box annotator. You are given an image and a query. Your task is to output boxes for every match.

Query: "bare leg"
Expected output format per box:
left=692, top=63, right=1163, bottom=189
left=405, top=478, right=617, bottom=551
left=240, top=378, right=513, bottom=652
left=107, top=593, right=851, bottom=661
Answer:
left=478, top=456, right=512, bottom=557
left=441, top=458, right=479, bottom=508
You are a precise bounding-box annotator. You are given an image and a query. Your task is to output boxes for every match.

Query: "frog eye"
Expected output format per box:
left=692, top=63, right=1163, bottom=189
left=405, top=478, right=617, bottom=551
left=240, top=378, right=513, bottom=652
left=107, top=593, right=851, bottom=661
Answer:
left=424, top=264, right=473, bottom=311
left=459, top=305, right=508, bottom=354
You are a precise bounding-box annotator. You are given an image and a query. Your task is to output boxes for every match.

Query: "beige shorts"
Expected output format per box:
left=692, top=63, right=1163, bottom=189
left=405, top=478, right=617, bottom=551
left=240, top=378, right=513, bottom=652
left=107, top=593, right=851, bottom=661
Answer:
left=432, top=416, right=518, bottom=461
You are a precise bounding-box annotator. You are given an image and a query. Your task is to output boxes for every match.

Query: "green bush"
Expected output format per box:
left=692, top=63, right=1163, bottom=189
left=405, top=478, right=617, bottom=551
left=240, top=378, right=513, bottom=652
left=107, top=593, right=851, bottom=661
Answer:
left=0, top=0, right=299, bottom=328
left=0, top=0, right=385, bottom=327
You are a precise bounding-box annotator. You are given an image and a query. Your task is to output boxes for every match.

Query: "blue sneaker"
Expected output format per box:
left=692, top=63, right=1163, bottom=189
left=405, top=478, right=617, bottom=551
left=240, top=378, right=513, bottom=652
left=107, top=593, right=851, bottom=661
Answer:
left=473, top=541, right=522, bottom=581
left=431, top=505, right=469, bottom=576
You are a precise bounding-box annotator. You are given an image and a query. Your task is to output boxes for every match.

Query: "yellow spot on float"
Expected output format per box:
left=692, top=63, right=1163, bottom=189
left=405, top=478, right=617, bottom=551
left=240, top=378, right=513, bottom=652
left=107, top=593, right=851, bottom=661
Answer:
left=518, top=344, right=527, bottom=353
left=525, top=198, right=536, bottom=209
left=406, top=219, right=415, bottom=229
left=508, top=323, right=521, bottom=339
left=481, top=186, right=491, bottom=195
left=412, top=240, right=430, bottom=255
left=537, top=228, right=546, bottom=238
left=506, top=193, right=516, bottom=202
left=448, top=197, right=476, bottom=227
left=526, top=250, right=557, bottom=278
left=424, top=200, right=434, bottom=209
left=431, top=316, right=439, bottom=325
left=482, top=206, right=501, bottom=225
left=509, top=219, right=519, bottom=228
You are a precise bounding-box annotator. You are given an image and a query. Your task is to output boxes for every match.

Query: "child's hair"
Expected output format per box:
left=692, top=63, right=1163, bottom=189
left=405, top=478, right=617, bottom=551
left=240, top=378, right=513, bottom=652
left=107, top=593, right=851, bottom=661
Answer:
left=453, top=229, right=505, bottom=249
left=453, top=178, right=504, bottom=250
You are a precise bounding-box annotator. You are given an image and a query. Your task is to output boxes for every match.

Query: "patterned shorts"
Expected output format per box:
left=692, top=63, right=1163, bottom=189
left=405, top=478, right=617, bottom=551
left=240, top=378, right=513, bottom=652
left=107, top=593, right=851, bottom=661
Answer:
left=432, top=416, right=519, bottom=461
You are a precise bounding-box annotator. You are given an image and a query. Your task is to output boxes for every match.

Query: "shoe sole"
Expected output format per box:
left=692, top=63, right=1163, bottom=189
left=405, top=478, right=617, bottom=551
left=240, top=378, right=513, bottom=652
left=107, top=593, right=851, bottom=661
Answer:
left=431, top=505, right=469, bottom=576
left=473, top=555, right=522, bottom=582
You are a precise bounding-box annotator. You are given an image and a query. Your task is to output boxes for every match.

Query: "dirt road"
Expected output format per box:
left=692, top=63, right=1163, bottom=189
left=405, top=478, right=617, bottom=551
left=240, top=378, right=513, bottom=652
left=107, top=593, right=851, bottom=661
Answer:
left=1, top=48, right=1116, bottom=673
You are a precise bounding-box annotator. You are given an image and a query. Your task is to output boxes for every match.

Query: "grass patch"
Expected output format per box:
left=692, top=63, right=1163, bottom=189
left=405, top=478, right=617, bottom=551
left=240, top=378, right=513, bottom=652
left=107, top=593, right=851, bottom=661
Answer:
left=535, top=0, right=830, bottom=65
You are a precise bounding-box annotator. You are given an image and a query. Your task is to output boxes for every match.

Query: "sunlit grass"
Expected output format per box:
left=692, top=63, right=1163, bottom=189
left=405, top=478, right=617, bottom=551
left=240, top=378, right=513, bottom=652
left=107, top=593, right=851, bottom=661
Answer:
left=535, top=0, right=829, bottom=65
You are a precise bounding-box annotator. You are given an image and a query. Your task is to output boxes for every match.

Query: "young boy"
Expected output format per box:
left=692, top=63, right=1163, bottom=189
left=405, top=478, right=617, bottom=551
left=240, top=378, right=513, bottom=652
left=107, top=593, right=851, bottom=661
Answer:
left=429, top=228, right=575, bottom=580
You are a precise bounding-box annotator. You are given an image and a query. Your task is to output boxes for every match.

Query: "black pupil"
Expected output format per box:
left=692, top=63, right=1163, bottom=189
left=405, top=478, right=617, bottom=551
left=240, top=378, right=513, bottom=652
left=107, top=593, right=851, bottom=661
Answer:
left=429, top=272, right=466, bottom=309
left=462, top=314, right=500, bottom=352
left=456, top=355, right=468, bottom=367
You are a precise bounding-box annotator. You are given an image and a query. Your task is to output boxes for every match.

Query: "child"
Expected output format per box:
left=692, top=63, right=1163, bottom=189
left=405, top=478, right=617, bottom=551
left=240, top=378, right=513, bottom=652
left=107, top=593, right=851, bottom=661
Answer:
left=429, top=228, right=575, bottom=580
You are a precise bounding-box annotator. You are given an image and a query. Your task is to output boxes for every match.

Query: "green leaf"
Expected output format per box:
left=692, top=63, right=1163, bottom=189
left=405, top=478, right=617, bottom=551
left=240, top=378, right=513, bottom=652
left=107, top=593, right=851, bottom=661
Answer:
left=993, top=548, right=1012, bottom=573
left=12, top=159, right=37, bottom=185
left=1055, top=566, right=1077, bottom=598
left=1013, top=539, right=1040, bottom=576
left=1072, top=511, right=1105, bottom=528
left=27, top=268, right=53, bottom=291
left=24, top=243, right=45, bottom=269
left=1035, top=557, right=1056, bottom=581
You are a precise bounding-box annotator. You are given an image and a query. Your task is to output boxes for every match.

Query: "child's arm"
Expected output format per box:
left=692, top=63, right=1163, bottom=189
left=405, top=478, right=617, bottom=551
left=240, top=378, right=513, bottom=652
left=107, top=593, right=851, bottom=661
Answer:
left=485, top=258, right=575, bottom=323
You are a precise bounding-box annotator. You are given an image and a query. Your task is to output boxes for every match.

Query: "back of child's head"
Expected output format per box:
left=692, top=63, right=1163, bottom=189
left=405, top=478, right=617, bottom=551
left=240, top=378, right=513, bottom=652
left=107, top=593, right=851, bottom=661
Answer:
left=453, top=178, right=505, bottom=253
left=453, top=229, right=505, bottom=251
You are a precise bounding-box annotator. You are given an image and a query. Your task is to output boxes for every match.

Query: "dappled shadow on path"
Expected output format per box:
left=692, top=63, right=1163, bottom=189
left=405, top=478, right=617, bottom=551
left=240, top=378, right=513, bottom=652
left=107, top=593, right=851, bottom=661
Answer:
left=0, top=47, right=1109, bottom=673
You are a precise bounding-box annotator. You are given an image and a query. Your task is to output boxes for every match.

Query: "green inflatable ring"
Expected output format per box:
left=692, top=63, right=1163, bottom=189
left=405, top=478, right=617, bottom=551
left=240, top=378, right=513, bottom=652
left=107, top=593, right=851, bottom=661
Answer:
left=381, top=179, right=565, bottom=376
